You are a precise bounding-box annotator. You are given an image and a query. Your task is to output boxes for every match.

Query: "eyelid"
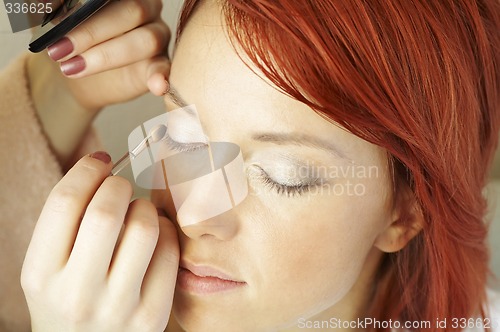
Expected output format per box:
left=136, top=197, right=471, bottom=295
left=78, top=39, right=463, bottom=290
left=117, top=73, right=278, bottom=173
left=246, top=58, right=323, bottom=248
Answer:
left=164, top=98, right=207, bottom=144
left=166, top=120, right=208, bottom=145
left=249, top=160, right=325, bottom=185
left=257, top=165, right=323, bottom=187
left=247, top=164, right=323, bottom=197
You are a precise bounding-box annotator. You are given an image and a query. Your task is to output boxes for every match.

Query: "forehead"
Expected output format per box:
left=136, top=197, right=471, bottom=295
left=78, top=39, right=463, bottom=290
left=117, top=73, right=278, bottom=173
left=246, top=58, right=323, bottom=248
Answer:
left=171, top=5, right=319, bottom=136
left=171, top=4, right=293, bottom=124
left=170, top=3, right=386, bottom=166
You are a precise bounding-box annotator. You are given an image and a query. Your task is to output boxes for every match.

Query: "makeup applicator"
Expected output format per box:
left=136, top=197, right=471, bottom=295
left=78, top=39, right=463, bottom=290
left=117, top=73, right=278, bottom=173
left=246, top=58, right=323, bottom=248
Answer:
left=111, top=124, right=167, bottom=176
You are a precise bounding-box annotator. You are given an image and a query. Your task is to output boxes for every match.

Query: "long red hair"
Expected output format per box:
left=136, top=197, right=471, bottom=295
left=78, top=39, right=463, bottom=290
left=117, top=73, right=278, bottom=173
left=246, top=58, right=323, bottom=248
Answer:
left=176, top=0, right=500, bottom=330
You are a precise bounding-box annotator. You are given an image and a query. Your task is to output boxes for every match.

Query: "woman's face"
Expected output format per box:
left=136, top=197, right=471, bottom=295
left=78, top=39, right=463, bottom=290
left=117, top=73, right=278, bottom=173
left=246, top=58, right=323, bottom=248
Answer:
left=152, top=3, right=396, bottom=331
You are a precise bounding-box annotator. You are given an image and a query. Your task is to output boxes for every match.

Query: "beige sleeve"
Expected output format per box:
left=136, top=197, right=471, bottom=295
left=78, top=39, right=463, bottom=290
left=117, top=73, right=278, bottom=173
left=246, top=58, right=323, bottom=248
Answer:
left=0, top=53, right=101, bottom=331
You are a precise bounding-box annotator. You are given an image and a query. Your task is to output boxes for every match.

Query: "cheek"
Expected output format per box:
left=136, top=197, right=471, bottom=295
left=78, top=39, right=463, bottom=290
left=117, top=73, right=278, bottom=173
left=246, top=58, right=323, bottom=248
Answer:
left=243, top=176, right=391, bottom=318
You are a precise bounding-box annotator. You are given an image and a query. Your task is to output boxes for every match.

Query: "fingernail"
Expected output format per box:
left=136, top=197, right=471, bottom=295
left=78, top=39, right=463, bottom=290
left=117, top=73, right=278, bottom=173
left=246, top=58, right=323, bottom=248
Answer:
left=47, top=37, right=74, bottom=61
left=89, top=151, right=112, bottom=164
left=60, top=56, right=86, bottom=76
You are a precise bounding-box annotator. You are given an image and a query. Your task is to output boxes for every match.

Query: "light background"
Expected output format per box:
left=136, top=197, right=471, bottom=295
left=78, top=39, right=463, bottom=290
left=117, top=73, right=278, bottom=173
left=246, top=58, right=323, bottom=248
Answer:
left=1, top=2, right=499, bottom=290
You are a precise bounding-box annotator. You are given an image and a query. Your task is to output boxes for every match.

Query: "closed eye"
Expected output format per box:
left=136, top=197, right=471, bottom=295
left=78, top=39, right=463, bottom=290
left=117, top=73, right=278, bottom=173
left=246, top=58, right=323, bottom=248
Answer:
left=248, top=165, right=324, bottom=197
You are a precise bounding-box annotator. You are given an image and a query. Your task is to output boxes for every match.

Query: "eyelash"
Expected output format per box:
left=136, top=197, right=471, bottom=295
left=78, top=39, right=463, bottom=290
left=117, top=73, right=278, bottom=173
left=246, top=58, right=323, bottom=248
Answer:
left=252, top=166, right=321, bottom=197
left=163, top=132, right=208, bottom=153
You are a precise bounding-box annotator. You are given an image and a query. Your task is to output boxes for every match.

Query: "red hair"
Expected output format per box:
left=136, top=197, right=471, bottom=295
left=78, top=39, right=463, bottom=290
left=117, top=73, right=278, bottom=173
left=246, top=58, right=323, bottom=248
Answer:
left=177, top=0, right=500, bottom=330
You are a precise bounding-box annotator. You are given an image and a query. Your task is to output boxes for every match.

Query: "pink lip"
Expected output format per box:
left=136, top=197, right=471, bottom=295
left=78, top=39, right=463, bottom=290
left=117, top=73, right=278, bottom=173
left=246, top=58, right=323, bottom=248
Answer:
left=177, top=261, right=246, bottom=294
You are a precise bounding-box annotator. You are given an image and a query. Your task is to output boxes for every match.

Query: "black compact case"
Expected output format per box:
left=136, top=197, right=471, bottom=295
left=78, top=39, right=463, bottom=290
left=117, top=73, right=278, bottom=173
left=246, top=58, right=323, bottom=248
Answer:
left=29, top=0, right=110, bottom=52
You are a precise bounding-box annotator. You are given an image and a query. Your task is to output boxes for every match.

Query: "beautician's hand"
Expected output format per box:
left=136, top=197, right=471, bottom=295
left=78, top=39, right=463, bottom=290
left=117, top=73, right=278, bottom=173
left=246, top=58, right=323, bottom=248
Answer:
left=21, top=152, right=179, bottom=332
left=27, top=0, right=170, bottom=166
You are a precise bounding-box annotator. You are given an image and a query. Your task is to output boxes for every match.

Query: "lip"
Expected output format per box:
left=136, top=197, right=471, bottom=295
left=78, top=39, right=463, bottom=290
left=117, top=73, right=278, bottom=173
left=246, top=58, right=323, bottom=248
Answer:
left=177, top=261, right=246, bottom=294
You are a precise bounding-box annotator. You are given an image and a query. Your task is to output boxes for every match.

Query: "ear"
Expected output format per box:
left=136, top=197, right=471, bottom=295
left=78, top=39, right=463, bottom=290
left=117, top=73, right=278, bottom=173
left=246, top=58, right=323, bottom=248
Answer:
left=374, top=189, right=424, bottom=253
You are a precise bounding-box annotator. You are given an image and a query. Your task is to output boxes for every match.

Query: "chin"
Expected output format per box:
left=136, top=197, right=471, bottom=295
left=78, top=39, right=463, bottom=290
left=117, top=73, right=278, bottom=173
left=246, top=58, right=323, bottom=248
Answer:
left=172, top=297, right=305, bottom=332
left=171, top=299, right=265, bottom=332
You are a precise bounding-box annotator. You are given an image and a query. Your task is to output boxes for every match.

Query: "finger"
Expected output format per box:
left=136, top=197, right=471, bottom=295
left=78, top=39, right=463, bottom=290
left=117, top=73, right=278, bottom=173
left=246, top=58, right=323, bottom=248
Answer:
left=60, top=21, right=170, bottom=78
left=48, top=0, right=164, bottom=62
left=147, top=58, right=171, bottom=96
left=136, top=215, right=179, bottom=327
left=65, top=176, right=133, bottom=285
left=64, top=56, right=170, bottom=110
left=23, top=152, right=112, bottom=277
left=107, top=199, right=159, bottom=299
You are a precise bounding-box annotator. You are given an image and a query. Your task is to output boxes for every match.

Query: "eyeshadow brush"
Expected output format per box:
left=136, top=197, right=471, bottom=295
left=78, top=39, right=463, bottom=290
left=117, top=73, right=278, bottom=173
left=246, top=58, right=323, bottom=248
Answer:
left=111, top=124, right=167, bottom=176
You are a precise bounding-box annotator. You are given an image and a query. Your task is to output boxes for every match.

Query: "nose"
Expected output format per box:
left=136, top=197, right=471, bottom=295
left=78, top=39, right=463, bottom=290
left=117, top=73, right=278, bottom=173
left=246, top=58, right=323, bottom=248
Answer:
left=166, top=142, right=248, bottom=240
left=179, top=209, right=239, bottom=240
left=172, top=168, right=240, bottom=240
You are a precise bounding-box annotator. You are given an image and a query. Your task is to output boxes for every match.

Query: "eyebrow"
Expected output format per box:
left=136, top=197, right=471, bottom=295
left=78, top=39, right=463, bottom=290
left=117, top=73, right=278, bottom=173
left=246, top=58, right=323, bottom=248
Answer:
left=167, top=86, right=348, bottom=160
left=166, top=86, right=189, bottom=108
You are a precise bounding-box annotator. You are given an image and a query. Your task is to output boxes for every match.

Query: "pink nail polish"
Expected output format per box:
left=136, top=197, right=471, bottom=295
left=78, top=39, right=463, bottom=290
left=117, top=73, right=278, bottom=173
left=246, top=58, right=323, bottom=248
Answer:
left=60, top=56, right=86, bottom=76
left=89, top=151, right=112, bottom=164
left=47, top=37, right=74, bottom=61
